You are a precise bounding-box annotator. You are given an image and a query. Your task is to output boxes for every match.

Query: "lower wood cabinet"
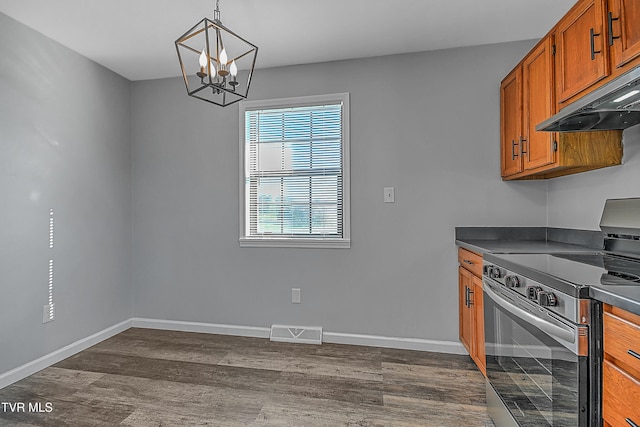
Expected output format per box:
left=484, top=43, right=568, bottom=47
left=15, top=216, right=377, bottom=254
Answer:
left=602, top=304, right=640, bottom=427
left=458, top=247, right=486, bottom=376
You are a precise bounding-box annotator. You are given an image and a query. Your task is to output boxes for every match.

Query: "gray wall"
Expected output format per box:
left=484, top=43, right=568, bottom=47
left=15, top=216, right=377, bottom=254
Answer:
left=132, top=40, right=547, bottom=343
left=0, top=13, right=132, bottom=374
left=547, top=126, right=640, bottom=230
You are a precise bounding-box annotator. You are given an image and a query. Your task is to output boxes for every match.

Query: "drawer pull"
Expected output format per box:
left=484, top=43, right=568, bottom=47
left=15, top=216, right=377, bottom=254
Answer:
left=628, top=349, right=640, bottom=360
left=463, top=259, right=474, bottom=265
left=626, top=418, right=639, bottom=427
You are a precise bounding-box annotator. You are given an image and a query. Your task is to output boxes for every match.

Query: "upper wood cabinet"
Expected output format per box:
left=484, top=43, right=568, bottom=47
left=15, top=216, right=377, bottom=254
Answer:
left=501, top=37, right=556, bottom=178
left=609, top=0, right=640, bottom=69
left=555, top=0, right=640, bottom=107
left=500, top=67, right=523, bottom=177
left=499, top=0, right=632, bottom=180
left=522, top=37, right=556, bottom=171
left=555, top=0, right=609, bottom=104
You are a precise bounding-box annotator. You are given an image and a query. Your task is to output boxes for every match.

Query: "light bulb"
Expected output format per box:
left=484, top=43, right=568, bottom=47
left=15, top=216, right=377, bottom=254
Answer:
left=199, top=50, right=207, bottom=68
left=230, top=60, right=237, bottom=77
left=219, top=48, right=228, bottom=65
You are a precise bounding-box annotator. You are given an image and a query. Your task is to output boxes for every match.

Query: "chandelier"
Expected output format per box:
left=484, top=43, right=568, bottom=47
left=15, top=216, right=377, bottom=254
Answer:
left=175, top=0, right=258, bottom=107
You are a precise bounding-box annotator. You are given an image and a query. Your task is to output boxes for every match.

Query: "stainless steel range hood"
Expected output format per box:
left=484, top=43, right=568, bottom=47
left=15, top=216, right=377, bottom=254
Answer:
left=537, top=66, right=640, bottom=132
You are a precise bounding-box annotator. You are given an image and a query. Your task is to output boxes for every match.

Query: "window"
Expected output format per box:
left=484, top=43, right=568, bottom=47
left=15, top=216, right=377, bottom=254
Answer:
left=239, top=93, right=350, bottom=248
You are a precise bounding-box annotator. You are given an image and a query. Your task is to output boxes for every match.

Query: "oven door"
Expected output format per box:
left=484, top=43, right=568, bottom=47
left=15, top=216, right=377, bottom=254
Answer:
left=483, top=278, right=589, bottom=427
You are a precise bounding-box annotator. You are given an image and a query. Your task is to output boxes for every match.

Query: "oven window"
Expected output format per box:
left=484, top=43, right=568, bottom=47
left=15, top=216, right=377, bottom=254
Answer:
left=485, top=295, right=583, bottom=427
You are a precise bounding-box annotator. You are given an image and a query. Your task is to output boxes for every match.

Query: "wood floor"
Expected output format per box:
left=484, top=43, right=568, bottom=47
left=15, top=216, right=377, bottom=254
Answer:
left=0, top=328, right=494, bottom=426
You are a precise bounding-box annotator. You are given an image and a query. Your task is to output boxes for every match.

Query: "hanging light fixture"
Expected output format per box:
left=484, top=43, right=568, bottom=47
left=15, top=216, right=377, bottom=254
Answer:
left=175, top=0, right=258, bottom=107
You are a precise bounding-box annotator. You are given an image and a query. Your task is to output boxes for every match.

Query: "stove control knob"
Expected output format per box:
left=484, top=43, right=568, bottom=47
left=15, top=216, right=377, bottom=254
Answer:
left=527, top=286, right=542, bottom=300
left=505, top=275, right=521, bottom=288
left=538, top=291, right=558, bottom=307
left=489, top=267, right=503, bottom=279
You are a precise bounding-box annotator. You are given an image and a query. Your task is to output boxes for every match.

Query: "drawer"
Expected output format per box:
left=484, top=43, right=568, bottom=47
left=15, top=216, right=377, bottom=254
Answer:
left=603, top=360, right=640, bottom=427
left=458, top=247, right=482, bottom=277
left=604, top=311, right=640, bottom=379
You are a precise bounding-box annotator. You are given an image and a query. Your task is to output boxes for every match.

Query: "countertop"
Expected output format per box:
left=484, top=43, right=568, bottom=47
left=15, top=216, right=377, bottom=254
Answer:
left=589, top=285, right=640, bottom=316
left=455, top=226, right=640, bottom=317
left=455, top=239, right=599, bottom=255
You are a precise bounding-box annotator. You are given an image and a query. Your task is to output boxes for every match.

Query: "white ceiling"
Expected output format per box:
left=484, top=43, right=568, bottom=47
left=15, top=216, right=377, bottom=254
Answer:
left=0, top=0, right=576, bottom=81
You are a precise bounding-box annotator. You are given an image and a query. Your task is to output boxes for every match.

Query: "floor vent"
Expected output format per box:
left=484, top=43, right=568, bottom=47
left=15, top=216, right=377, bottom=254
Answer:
left=270, top=325, right=323, bottom=345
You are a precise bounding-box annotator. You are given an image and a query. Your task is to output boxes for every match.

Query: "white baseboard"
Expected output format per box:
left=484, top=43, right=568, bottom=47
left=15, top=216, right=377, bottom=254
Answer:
left=132, top=318, right=465, bottom=354
left=0, top=319, right=132, bottom=390
left=131, top=318, right=271, bottom=338
left=0, top=318, right=465, bottom=390
left=322, top=331, right=467, bottom=354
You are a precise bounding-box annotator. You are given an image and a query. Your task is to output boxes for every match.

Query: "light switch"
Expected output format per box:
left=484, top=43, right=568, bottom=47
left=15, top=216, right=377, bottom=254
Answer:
left=384, top=187, right=395, bottom=203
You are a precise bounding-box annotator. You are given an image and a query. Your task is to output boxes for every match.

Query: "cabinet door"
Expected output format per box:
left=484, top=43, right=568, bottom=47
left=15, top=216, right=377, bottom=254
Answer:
left=610, top=0, right=640, bottom=68
left=472, top=275, right=486, bottom=377
left=556, top=0, right=609, bottom=103
left=523, top=37, right=556, bottom=171
left=500, top=67, right=523, bottom=177
left=459, top=267, right=473, bottom=356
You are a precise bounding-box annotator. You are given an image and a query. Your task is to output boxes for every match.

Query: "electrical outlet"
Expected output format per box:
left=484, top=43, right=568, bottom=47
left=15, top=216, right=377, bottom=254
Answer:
left=43, top=304, right=55, bottom=323
left=292, top=288, right=301, bottom=304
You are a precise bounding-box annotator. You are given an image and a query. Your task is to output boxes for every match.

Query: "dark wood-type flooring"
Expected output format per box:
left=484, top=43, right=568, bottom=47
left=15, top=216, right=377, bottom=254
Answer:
left=0, top=328, right=494, bottom=426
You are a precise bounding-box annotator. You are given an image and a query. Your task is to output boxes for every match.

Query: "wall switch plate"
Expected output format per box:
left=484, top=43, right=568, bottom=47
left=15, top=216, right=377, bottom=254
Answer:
left=43, top=304, right=55, bottom=323
left=384, top=187, right=395, bottom=203
left=292, top=288, right=301, bottom=304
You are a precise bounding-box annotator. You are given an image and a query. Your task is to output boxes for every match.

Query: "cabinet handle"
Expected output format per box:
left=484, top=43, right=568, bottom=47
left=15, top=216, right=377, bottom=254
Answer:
left=626, top=418, right=639, bottom=427
left=465, top=286, right=469, bottom=307
left=628, top=349, right=640, bottom=360
left=468, top=288, right=474, bottom=307
left=520, top=136, right=528, bottom=159
left=608, top=12, right=620, bottom=46
left=511, top=139, right=519, bottom=160
left=463, top=259, right=474, bottom=265
left=590, top=28, right=602, bottom=60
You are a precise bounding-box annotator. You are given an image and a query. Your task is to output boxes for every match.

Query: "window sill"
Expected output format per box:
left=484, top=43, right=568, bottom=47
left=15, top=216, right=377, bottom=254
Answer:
left=239, top=238, right=350, bottom=249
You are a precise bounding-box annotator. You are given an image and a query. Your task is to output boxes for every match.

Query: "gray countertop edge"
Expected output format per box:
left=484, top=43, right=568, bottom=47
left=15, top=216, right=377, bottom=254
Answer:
left=589, top=286, right=640, bottom=317
left=456, top=239, right=490, bottom=254
left=454, top=239, right=600, bottom=255
left=455, top=227, right=604, bottom=251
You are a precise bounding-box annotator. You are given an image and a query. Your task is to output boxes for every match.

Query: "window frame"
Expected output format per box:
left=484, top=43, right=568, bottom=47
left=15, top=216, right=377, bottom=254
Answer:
left=238, top=93, right=351, bottom=249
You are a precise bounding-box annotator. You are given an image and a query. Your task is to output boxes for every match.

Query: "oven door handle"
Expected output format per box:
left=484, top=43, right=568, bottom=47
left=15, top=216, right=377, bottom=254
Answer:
left=484, top=282, right=578, bottom=352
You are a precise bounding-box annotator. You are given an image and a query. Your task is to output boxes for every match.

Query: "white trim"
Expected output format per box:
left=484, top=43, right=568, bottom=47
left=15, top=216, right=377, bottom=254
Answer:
left=239, top=237, right=350, bottom=249
left=238, top=92, right=351, bottom=249
left=131, top=318, right=271, bottom=338
left=0, top=319, right=132, bottom=389
left=0, top=318, right=465, bottom=390
left=322, top=331, right=468, bottom=354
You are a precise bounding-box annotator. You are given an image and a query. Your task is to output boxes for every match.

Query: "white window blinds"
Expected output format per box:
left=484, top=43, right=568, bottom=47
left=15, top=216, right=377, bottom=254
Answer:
left=240, top=94, right=350, bottom=248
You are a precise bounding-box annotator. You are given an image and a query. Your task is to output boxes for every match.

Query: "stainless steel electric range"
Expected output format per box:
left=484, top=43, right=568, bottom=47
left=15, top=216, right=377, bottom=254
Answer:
left=482, top=198, right=640, bottom=427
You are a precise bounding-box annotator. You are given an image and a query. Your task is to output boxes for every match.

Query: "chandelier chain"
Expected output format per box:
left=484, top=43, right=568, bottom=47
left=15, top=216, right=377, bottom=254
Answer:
left=214, top=0, right=221, bottom=23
